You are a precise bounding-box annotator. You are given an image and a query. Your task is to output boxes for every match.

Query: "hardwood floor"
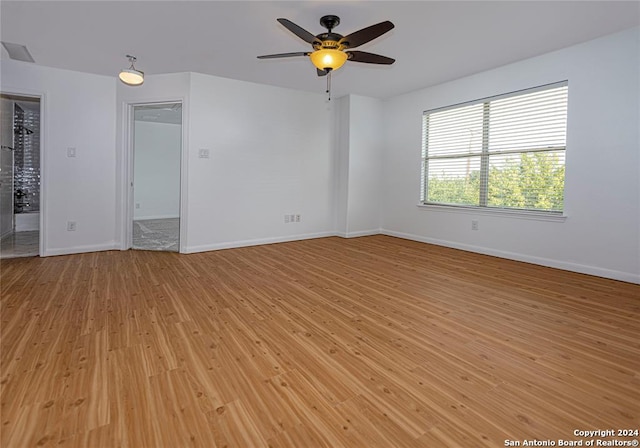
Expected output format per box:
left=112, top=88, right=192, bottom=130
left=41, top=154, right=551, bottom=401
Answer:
left=1, top=235, right=639, bottom=447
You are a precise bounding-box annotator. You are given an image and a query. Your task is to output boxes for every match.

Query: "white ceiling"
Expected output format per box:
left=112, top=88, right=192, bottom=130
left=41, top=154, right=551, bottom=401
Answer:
left=1, top=1, right=638, bottom=99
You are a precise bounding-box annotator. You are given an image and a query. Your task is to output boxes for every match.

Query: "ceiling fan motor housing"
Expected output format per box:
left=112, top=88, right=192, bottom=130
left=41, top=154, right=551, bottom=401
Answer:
left=314, top=39, right=343, bottom=51
left=316, top=16, right=347, bottom=50
left=319, top=15, right=340, bottom=31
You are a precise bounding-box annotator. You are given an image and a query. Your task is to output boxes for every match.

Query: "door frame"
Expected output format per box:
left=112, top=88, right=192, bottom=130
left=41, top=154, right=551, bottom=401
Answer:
left=1, top=98, right=15, bottom=238
left=122, top=98, right=187, bottom=252
left=0, top=89, right=45, bottom=256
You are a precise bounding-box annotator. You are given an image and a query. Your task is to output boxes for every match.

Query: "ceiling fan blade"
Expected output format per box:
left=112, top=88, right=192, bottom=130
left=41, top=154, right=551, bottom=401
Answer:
left=277, top=18, right=321, bottom=45
left=339, top=21, right=394, bottom=49
left=317, top=68, right=328, bottom=77
left=257, top=52, right=310, bottom=59
left=347, top=51, right=395, bottom=65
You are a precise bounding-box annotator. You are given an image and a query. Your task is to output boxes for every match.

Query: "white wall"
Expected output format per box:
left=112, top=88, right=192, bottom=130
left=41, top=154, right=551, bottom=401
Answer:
left=333, top=95, right=350, bottom=235
left=346, top=95, right=383, bottom=236
left=3, top=27, right=637, bottom=284
left=186, top=72, right=334, bottom=252
left=1, top=60, right=117, bottom=255
left=333, top=95, right=383, bottom=237
left=133, top=121, right=181, bottom=220
left=381, top=27, right=640, bottom=283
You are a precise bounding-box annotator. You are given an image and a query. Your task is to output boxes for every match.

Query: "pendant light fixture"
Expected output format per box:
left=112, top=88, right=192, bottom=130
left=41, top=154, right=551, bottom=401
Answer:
left=119, top=55, right=144, bottom=86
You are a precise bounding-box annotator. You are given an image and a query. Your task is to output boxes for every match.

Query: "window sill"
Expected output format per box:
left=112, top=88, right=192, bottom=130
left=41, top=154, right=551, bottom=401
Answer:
left=416, top=204, right=567, bottom=222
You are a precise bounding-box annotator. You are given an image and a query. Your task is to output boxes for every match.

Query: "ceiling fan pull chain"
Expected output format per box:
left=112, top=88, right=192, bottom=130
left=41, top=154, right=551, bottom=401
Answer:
left=326, top=71, right=332, bottom=101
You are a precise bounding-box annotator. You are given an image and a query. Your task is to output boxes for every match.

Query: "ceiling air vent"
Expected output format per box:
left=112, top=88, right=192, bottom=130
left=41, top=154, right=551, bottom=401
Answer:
left=1, top=42, right=35, bottom=63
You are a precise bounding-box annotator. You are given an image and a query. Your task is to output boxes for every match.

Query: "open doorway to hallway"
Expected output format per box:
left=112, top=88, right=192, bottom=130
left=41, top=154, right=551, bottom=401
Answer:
left=131, top=102, right=182, bottom=252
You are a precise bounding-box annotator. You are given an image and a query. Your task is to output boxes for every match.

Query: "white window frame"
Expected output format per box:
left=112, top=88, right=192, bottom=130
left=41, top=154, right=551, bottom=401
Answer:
left=420, top=81, right=568, bottom=217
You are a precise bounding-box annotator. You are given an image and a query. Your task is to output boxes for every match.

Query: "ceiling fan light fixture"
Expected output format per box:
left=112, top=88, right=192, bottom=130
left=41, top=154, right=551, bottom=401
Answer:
left=119, top=55, right=144, bottom=86
left=310, top=49, right=347, bottom=72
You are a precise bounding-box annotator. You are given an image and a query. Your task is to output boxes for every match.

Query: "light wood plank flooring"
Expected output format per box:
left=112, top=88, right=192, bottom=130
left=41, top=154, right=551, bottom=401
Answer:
left=1, top=235, right=639, bottom=447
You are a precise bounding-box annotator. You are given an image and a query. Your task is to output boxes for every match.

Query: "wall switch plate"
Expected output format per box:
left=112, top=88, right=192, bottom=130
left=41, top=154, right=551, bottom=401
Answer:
left=67, top=221, right=77, bottom=231
left=67, top=147, right=76, bottom=158
left=198, top=149, right=210, bottom=159
left=284, top=215, right=290, bottom=223
left=135, top=203, right=140, bottom=209
left=295, top=214, right=300, bottom=222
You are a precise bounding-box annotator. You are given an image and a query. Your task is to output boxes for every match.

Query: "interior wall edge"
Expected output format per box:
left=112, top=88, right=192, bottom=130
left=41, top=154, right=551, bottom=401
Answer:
left=341, top=229, right=381, bottom=239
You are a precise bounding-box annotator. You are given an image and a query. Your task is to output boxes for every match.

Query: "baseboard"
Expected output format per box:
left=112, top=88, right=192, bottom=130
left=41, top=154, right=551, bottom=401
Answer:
left=380, top=229, right=640, bottom=284
left=43, top=242, right=120, bottom=257
left=37, top=229, right=639, bottom=284
left=183, top=231, right=336, bottom=254
left=340, top=229, right=381, bottom=238
left=133, top=215, right=179, bottom=221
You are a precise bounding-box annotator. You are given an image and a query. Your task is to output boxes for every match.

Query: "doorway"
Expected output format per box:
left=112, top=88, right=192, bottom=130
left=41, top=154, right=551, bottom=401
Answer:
left=0, top=94, right=41, bottom=258
left=131, top=102, right=182, bottom=252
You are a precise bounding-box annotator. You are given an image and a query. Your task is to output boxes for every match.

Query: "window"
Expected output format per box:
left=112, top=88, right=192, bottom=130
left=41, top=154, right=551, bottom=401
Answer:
left=421, top=82, right=568, bottom=214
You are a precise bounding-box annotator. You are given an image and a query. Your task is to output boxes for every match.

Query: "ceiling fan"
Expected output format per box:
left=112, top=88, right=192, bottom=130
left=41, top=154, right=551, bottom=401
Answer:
left=257, top=15, right=395, bottom=77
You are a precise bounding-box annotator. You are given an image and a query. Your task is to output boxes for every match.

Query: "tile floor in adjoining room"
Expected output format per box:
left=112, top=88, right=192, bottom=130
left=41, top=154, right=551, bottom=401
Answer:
left=0, top=219, right=179, bottom=259
left=0, top=230, right=39, bottom=259
left=133, top=218, right=179, bottom=252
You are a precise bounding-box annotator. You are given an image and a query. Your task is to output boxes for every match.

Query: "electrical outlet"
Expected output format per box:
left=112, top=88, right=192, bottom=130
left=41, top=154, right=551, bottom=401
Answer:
left=67, top=147, right=76, bottom=158
left=471, top=220, right=479, bottom=231
left=67, top=221, right=77, bottom=231
left=135, top=203, right=140, bottom=209
left=198, top=148, right=210, bottom=159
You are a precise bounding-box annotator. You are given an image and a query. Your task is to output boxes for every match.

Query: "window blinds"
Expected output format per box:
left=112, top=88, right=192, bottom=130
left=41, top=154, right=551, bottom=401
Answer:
left=421, top=82, right=568, bottom=213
